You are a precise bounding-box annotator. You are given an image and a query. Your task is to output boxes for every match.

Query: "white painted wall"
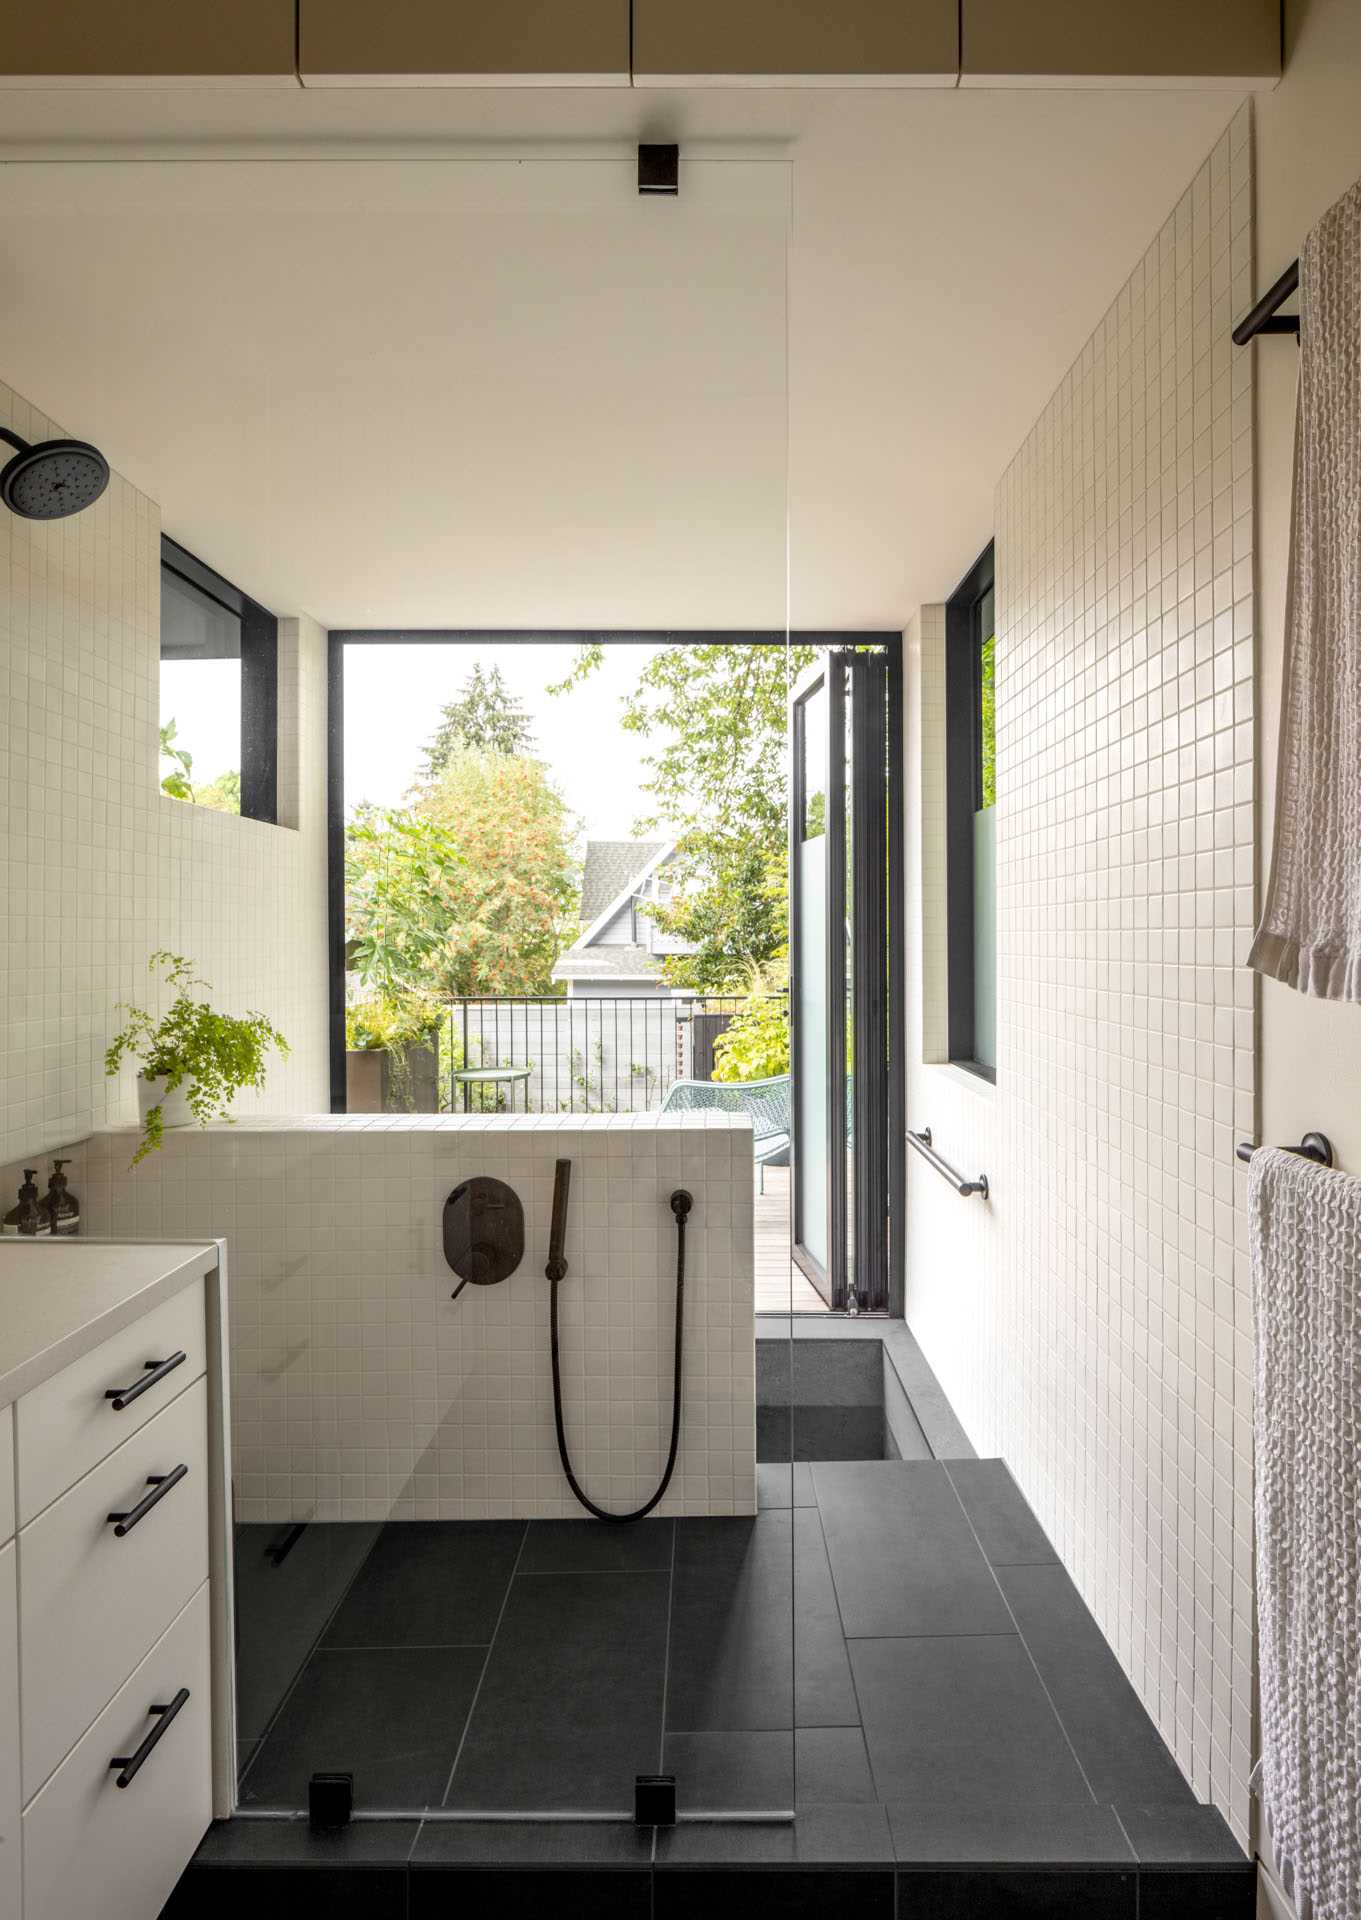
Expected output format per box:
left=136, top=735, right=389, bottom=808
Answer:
left=0, top=381, right=331, bottom=1169
left=1255, top=0, right=1361, bottom=1173
left=904, top=104, right=1258, bottom=1841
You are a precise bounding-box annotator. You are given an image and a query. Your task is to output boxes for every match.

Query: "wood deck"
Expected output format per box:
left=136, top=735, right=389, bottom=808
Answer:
left=754, top=1165, right=827, bottom=1313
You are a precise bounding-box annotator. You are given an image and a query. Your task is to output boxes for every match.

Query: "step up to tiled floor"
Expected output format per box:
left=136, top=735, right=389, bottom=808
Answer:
left=165, top=1457, right=1256, bottom=1918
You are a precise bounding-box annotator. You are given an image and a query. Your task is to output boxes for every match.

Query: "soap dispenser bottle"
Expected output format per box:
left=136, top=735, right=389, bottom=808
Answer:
left=2, top=1170, right=48, bottom=1236
left=45, top=1160, right=79, bottom=1236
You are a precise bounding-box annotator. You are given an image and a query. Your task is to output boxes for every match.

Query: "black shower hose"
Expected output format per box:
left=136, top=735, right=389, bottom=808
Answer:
left=548, top=1183, right=692, bottom=1524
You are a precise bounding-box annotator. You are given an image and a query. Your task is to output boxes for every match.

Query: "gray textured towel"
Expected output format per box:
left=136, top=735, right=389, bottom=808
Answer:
left=1251, top=1146, right=1361, bottom=1920
left=1250, top=175, right=1361, bottom=999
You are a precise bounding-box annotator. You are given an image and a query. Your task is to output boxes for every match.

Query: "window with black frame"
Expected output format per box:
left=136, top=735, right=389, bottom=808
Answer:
left=158, top=537, right=278, bottom=823
left=945, top=544, right=996, bottom=1079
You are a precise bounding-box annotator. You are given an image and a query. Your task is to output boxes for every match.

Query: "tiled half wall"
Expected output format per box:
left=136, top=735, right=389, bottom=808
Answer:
left=904, top=104, right=1256, bottom=1839
left=81, top=1113, right=757, bottom=1523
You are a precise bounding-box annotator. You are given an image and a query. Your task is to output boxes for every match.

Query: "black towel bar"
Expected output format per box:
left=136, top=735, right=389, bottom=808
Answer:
left=1232, top=259, right=1300, bottom=345
left=1235, top=1131, right=1333, bottom=1167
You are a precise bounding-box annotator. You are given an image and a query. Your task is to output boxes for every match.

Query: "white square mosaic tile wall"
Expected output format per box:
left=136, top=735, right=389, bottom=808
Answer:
left=904, top=103, right=1256, bottom=1841
left=81, top=1113, right=757, bottom=1522
left=0, top=381, right=331, bottom=1169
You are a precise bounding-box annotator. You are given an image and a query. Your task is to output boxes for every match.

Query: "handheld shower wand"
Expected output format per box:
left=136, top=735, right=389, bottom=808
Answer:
left=546, top=1157, right=692, bottom=1524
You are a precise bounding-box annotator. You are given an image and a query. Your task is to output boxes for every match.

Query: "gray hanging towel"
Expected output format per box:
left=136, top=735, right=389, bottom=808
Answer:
left=1250, top=175, right=1361, bottom=1000
left=1251, top=1145, right=1361, bottom=1920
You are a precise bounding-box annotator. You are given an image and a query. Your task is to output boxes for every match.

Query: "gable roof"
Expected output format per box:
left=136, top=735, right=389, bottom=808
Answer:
left=578, top=839, right=668, bottom=925
left=551, top=944, right=665, bottom=985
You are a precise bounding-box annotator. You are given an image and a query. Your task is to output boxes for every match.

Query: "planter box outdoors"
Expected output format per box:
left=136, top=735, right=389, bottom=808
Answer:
left=346, top=1042, right=439, bottom=1114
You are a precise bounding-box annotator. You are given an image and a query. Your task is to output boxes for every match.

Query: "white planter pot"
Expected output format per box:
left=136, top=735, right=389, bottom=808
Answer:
left=137, top=1073, right=196, bottom=1130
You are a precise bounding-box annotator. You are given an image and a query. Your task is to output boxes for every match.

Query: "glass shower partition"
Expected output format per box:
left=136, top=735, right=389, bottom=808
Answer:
left=195, top=152, right=800, bottom=1829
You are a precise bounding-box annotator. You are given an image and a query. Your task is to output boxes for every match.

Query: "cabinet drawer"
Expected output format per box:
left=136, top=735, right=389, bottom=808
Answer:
left=20, top=1377, right=208, bottom=1800
left=0, top=1544, right=18, bottom=1920
left=23, top=1584, right=211, bottom=1920
left=17, top=1278, right=204, bottom=1525
left=0, top=1408, right=12, bottom=1547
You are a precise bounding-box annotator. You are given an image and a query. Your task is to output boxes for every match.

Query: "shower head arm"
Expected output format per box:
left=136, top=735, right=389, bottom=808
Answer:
left=0, top=429, right=31, bottom=456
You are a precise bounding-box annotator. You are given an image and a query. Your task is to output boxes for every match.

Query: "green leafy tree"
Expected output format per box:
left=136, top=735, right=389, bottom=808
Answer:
left=195, top=768, right=241, bottom=814
left=345, top=808, right=466, bottom=1000
left=979, top=630, right=996, bottom=808
left=550, top=641, right=816, bottom=988
left=346, top=748, right=577, bottom=1004
left=711, top=964, right=790, bottom=1081
left=159, top=719, right=194, bottom=801
left=422, top=663, right=535, bottom=779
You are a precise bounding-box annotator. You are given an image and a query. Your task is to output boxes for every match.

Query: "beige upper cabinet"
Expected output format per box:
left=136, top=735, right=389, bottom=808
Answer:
left=961, top=0, right=1281, bottom=83
left=0, top=0, right=296, bottom=83
left=299, top=0, right=631, bottom=85
left=632, top=0, right=958, bottom=86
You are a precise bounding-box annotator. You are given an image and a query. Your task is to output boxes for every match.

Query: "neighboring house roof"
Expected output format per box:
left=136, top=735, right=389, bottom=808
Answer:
left=552, top=944, right=666, bottom=984
left=553, top=836, right=694, bottom=988
left=578, top=839, right=668, bottom=924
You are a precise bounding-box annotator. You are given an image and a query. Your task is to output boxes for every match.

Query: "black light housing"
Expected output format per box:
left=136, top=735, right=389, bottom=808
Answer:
left=638, top=144, right=679, bottom=196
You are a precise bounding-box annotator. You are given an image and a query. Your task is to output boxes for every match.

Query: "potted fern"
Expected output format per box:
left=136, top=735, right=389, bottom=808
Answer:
left=105, top=951, right=290, bottom=1165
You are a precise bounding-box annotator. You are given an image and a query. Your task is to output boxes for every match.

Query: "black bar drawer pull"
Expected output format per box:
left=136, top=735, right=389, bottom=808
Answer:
left=107, top=1464, right=189, bottom=1537
left=108, top=1688, right=190, bottom=1789
left=105, top=1351, right=187, bottom=1411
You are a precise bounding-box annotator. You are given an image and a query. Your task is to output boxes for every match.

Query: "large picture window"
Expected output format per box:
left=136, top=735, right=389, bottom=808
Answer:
left=945, top=544, right=996, bottom=1079
left=159, top=536, right=278, bottom=823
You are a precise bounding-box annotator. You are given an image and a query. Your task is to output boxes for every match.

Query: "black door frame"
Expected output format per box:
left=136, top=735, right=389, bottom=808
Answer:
left=327, top=627, right=904, bottom=1315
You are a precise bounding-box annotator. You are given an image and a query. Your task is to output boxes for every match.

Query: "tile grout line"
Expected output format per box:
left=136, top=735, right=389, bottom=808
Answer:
left=939, top=1472, right=1107, bottom=1814
left=438, top=1519, right=531, bottom=1809
left=653, top=1519, right=678, bottom=1882
left=237, top=1519, right=390, bottom=1798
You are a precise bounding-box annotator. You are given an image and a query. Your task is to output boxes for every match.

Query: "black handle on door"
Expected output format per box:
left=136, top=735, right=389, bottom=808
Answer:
left=105, top=1351, right=187, bottom=1411
left=107, top=1464, right=189, bottom=1537
left=108, top=1689, right=190, bottom=1788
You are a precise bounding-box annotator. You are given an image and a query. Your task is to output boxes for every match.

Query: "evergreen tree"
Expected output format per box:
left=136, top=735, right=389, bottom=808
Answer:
left=423, top=663, right=534, bottom=778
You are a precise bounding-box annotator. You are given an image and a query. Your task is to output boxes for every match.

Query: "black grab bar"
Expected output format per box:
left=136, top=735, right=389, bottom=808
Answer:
left=1233, top=259, right=1300, bottom=344
left=1235, top=1131, right=1333, bottom=1168
left=907, top=1127, right=989, bottom=1199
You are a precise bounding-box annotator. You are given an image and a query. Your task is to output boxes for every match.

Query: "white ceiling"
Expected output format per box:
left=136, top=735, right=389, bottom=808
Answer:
left=0, top=85, right=1239, bottom=629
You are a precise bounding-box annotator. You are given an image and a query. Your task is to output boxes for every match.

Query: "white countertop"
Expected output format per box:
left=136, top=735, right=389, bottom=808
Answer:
left=0, top=1239, right=219, bottom=1409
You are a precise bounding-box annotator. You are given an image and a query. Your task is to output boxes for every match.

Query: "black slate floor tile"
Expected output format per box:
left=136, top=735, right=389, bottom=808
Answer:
left=192, top=1816, right=421, bottom=1865
left=995, top=1565, right=1196, bottom=1806
left=163, top=1865, right=408, bottom=1918
left=665, top=1511, right=856, bottom=1732
left=796, top=1728, right=877, bottom=1805
left=518, top=1518, right=673, bottom=1574
left=410, top=1866, right=651, bottom=1918
left=888, top=1799, right=1134, bottom=1865
left=896, top=1868, right=1136, bottom=1918
left=239, top=1646, right=486, bottom=1810
left=758, top=1463, right=817, bottom=1508
left=943, top=1462, right=1058, bottom=1566
left=812, top=1462, right=1014, bottom=1638
left=1137, top=1867, right=1257, bottom=1919
left=1115, top=1804, right=1246, bottom=1864
left=654, top=1804, right=893, bottom=1867
left=666, top=1517, right=791, bottom=1731
left=850, top=1636, right=1093, bottom=1805
left=664, top=1730, right=794, bottom=1811
left=234, top=1521, right=382, bottom=1743
left=655, top=1868, right=895, bottom=1920
left=321, top=1520, right=525, bottom=1649
left=411, top=1819, right=653, bottom=1867
left=444, top=1570, right=669, bottom=1811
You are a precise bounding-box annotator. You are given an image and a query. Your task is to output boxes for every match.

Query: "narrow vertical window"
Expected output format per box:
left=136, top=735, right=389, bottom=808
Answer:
left=945, top=545, right=996, bottom=1080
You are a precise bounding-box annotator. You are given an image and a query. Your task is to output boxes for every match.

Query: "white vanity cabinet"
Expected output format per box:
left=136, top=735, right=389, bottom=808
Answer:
left=0, top=1241, right=231, bottom=1920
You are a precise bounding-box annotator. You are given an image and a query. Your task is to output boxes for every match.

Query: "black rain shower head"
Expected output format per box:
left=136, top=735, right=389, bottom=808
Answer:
left=0, top=427, right=110, bottom=521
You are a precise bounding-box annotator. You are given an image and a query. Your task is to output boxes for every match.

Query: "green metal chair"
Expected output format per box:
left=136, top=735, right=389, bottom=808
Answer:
left=660, top=1074, right=791, bottom=1190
